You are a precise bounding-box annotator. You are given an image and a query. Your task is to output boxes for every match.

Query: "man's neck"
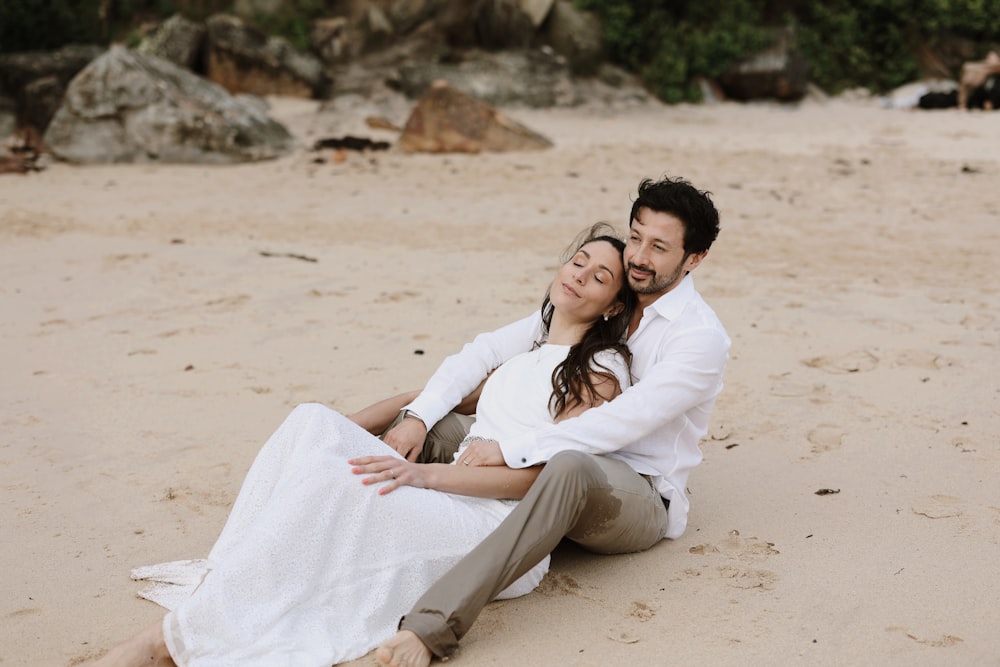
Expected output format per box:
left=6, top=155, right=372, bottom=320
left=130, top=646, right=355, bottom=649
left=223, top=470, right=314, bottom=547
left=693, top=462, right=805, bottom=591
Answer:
left=628, top=290, right=667, bottom=338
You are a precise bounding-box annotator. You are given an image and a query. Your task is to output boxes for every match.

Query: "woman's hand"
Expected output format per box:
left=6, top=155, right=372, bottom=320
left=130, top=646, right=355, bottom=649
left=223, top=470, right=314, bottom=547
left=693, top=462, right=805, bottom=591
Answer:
left=348, top=455, right=431, bottom=495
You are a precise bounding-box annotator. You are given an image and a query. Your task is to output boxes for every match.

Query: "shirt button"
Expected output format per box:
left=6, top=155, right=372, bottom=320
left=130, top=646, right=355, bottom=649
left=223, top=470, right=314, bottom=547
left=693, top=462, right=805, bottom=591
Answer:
left=521, top=457, right=527, bottom=463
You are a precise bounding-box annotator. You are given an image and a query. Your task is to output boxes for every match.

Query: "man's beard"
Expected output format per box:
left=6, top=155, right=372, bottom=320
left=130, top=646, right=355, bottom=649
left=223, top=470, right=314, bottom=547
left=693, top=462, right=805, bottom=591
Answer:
left=627, top=258, right=687, bottom=295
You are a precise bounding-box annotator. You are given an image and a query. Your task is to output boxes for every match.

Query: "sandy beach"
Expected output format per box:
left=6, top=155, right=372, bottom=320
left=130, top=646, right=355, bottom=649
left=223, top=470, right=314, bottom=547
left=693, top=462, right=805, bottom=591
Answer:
left=1, top=95, right=998, bottom=666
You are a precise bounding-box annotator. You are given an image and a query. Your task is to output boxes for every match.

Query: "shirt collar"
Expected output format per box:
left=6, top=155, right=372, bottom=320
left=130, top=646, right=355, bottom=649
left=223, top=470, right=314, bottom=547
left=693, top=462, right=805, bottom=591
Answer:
left=646, top=272, right=696, bottom=321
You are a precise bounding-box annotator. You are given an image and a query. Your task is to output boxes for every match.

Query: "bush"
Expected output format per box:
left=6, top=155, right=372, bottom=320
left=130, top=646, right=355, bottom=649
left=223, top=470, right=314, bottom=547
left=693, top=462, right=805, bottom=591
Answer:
left=0, top=0, right=103, bottom=52
left=578, top=0, right=773, bottom=102
left=578, top=0, right=1000, bottom=100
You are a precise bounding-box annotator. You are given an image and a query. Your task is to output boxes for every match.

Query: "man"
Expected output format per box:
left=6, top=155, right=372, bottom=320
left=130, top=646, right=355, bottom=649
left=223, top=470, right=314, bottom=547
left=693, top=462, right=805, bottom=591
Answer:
left=959, top=50, right=1000, bottom=109
left=375, top=176, right=731, bottom=667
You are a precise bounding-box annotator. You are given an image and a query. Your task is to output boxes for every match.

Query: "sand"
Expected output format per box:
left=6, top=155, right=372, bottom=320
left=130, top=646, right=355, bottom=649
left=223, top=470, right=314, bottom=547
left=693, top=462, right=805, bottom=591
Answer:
left=1, top=95, right=998, bottom=666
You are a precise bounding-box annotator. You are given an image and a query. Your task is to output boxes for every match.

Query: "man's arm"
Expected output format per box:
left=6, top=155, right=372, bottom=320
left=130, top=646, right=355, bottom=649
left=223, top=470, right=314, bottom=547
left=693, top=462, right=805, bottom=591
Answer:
left=377, top=312, right=542, bottom=460
left=349, top=391, right=420, bottom=435
left=403, top=312, right=542, bottom=428
left=500, top=326, right=730, bottom=468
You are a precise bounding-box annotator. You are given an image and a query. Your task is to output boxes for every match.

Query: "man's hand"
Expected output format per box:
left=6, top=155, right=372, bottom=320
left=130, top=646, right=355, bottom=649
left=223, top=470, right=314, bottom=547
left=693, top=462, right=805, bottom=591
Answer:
left=455, top=438, right=505, bottom=467
left=382, top=416, right=428, bottom=462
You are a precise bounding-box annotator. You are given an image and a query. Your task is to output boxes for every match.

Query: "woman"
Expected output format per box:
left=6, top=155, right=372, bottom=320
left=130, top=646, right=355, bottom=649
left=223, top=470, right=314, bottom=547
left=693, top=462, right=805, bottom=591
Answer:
left=95, top=224, right=636, bottom=667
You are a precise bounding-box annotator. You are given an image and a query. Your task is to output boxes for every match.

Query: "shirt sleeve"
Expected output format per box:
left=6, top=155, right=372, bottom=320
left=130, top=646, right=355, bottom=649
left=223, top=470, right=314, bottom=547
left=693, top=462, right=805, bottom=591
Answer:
left=500, top=324, right=730, bottom=468
left=404, top=311, right=542, bottom=429
left=589, top=348, right=633, bottom=392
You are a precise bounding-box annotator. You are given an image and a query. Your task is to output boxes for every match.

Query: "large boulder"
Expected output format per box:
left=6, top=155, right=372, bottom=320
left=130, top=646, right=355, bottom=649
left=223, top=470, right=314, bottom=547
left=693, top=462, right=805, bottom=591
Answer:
left=519, top=0, right=555, bottom=28
left=44, top=46, right=295, bottom=164
left=204, top=14, right=328, bottom=98
left=440, top=0, right=535, bottom=50
left=137, top=14, right=207, bottom=70
left=542, top=0, right=603, bottom=75
left=399, top=80, right=552, bottom=153
left=398, top=48, right=574, bottom=107
left=0, top=44, right=104, bottom=133
left=387, top=0, right=450, bottom=34
left=718, top=26, right=809, bottom=102
left=0, top=95, right=15, bottom=138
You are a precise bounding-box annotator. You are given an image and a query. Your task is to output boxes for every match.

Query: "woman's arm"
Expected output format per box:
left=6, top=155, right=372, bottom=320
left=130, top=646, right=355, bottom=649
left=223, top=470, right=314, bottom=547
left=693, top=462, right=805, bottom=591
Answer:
left=348, top=372, right=490, bottom=437
left=348, top=390, right=420, bottom=435
left=348, top=456, right=542, bottom=500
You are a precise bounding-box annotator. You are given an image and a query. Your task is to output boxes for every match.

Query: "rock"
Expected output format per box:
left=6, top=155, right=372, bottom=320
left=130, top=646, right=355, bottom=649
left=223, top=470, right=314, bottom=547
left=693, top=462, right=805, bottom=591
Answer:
left=398, top=48, right=574, bottom=107
left=44, top=46, right=295, bottom=164
left=399, top=80, right=552, bottom=153
left=543, top=0, right=603, bottom=75
left=474, top=0, right=535, bottom=49
left=441, top=0, right=535, bottom=50
left=137, top=14, right=206, bottom=70
left=0, top=44, right=104, bottom=133
left=204, top=14, right=328, bottom=98
left=718, top=26, right=809, bottom=102
left=232, top=0, right=287, bottom=19
left=18, top=76, right=65, bottom=134
left=0, top=44, right=104, bottom=93
left=519, top=0, right=555, bottom=28
left=0, top=96, right=15, bottom=138
left=311, top=17, right=350, bottom=64
left=388, top=0, right=449, bottom=34
left=363, top=5, right=396, bottom=50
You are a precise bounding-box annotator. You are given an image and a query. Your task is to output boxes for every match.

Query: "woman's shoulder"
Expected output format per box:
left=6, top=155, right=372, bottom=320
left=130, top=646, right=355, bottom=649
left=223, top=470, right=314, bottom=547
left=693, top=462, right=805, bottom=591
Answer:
left=588, top=347, right=632, bottom=387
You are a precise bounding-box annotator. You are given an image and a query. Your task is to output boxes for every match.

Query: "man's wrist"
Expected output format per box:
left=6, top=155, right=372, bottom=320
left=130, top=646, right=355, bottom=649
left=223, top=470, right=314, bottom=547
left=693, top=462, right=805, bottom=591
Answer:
left=400, top=409, right=426, bottom=428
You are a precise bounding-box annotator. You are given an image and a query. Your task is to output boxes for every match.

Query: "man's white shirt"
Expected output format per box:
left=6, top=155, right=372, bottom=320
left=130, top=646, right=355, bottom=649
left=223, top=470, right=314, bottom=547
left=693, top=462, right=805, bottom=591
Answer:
left=406, top=274, right=730, bottom=539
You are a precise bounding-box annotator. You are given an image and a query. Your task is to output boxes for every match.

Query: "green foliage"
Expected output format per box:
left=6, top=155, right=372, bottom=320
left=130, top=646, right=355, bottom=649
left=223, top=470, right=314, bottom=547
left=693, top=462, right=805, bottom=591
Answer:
left=0, top=0, right=102, bottom=52
left=578, top=0, right=772, bottom=102
left=249, top=0, right=329, bottom=52
left=579, top=0, right=1000, bottom=101
left=793, top=1, right=919, bottom=93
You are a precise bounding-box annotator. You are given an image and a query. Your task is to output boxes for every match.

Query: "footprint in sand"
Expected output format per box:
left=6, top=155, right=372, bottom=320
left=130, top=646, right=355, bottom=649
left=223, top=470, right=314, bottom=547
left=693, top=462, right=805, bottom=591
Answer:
left=910, top=494, right=1000, bottom=531
left=910, top=495, right=964, bottom=520
left=768, top=376, right=833, bottom=403
left=805, top=424, right=845, bottom=458
left=686, top=530, right=779, bottom=591
left=536, top=572, right=593, bottom=599
left=802, top=348, right=879, bottom=374
left=715, top=564, right=778, bottom=590
left=604, top=600, right=659, bottom=645
left=889, top=349, right=957, bottom=370
left=627, top=599, right=657, bottom=621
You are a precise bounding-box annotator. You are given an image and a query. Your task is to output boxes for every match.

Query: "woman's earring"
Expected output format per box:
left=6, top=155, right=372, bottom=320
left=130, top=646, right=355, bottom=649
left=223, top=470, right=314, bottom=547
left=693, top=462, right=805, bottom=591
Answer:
left=603, top=314, right=609, bottom=321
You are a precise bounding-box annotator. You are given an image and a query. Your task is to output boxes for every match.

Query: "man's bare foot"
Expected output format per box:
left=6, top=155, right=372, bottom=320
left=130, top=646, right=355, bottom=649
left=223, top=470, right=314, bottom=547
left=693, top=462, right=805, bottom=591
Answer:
left=375, top=630, right=432, bottom=667
left=91, top=620, right=175, bottom=667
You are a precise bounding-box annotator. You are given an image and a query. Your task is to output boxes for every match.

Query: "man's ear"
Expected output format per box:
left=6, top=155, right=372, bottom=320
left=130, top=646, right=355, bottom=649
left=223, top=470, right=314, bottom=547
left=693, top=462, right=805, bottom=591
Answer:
left=685, top=251, right=708, bottom=273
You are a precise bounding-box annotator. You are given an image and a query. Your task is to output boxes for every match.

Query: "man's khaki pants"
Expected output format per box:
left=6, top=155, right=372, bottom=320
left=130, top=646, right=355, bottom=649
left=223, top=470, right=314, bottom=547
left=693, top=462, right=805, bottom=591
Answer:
left=384, top=413, right=669, bottom=658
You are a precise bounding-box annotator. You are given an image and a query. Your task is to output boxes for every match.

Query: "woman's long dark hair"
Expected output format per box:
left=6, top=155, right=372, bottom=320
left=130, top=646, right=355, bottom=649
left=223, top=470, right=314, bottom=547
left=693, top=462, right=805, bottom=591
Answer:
left=538, top=223, right=637, bottom=418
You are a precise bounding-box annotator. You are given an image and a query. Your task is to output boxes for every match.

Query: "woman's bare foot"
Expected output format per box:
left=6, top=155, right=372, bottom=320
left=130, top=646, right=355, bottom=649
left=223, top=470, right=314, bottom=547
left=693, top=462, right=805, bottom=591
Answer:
left=375, top=630, right=432, bottom=667
left=92, top=619, right=175, bottom=666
